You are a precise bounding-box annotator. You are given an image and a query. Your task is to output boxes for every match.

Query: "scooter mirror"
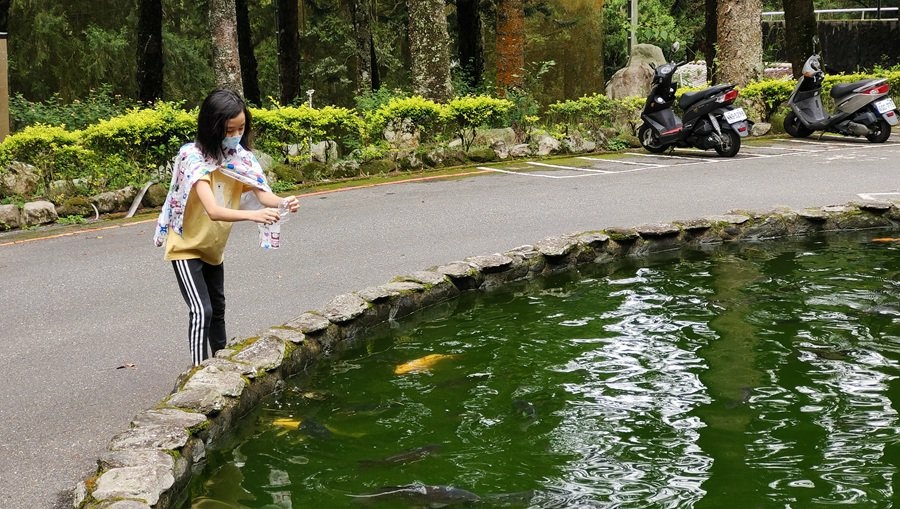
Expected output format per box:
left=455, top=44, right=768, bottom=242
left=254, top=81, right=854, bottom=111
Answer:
left=672, top=41, right=680, bottom=54
left=812, top=35, right=819, bottom=53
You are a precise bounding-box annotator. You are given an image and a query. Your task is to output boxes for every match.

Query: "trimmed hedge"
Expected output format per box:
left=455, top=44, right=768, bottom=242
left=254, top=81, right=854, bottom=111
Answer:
left=2, top=69, right=897, bottom=201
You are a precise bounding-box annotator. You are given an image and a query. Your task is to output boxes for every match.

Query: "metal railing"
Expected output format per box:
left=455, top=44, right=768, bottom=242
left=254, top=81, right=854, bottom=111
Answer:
left=762, top=7, right=899, bottom=21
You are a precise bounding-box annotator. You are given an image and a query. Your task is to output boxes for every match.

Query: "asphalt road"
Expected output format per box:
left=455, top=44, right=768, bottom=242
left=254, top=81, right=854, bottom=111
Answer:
left=2, top=134, right=899, bottom=508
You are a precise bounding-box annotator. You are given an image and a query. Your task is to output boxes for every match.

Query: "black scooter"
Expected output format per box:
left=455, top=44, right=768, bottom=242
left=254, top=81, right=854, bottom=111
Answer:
left=784, top=38, right=897, bottom=143
left=638, top=43, right=752, bottom=157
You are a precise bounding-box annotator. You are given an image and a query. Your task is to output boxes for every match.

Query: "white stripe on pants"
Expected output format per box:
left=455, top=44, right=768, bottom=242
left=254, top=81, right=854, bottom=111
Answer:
left=172, top=259, right=226, bottom=366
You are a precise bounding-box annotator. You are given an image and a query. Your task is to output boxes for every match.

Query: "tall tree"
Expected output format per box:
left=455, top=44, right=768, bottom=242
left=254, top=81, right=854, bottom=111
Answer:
left=349, top=0, right=376, bottom=94
left=0, top=0, right=8, bottom=31
left=782, top=0, right=816, bottom=78
left=137, top=0, right=164, bottom=104
left=276, top=0, right=300, bottom=104
left=716, top=0, right=762, bottom=87
left=495, top=0, right=524, bottom=95
left=408, top=0, right=453, bottom=102
left=208, top=0, right=244, bottom=94
left=235, top=0, right=261, bottom=105
left=456, top=0, right=484, bottom=91
left=704, top=0, right=717, bottom=83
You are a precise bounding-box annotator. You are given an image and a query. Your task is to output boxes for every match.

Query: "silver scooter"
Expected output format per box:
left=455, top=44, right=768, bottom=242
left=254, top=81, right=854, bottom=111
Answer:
left=784, top=41, right=898, bottom=143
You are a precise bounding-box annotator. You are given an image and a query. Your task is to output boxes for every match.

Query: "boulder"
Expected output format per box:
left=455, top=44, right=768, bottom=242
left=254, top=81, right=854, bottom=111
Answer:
left=310, top=140, right=339, bottom=163
left=605, top=44, right=666, bottom=99
left=383, top=118, right=420, bottom=149
left=143, top=183, right=169, bottom=208
left=535, top=135, right=562, bottom=156
left=0, top=161, right=40, bottom=198
left=0, top=203, right=20, bottom=230
left=21, top=200, right=58, bottom=226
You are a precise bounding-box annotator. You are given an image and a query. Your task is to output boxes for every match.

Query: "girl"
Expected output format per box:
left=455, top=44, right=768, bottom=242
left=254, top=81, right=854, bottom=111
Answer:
left=154, top=89, right=299, bottom=366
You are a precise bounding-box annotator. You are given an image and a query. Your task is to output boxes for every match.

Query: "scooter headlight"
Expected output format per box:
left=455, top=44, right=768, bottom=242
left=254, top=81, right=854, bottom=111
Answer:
left=655, top=97, right=665, bottom=104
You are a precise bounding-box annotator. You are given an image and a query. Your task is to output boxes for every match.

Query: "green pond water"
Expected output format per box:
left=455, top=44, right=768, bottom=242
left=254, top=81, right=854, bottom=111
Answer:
left=188, top=232, right=900, bottom=508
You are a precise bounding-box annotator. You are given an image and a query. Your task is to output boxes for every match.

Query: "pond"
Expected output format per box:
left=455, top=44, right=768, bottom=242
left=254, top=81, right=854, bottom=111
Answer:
left=187, top=232, right=900, bottom=508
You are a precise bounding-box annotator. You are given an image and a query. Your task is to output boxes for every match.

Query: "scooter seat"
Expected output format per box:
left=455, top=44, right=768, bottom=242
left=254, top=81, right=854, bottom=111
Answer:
left=678, top=84, right=732, bottom=110
left=829, top=79, right=881, bottom=99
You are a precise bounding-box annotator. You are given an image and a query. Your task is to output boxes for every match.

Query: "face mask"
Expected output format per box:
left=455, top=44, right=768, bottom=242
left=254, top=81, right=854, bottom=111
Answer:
left=222, top=133, right=243, bottom=151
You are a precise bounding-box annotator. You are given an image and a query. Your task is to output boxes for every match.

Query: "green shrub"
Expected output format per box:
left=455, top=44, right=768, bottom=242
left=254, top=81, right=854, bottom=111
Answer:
left=443, top=96, right=513, bottom=151
left=739, top=79, right=795, bottom=121
left=365, top=96, right=445, bottom=144
left=252, top=105, right=362, bottom=162
left=548, top=93, right=616, bottom=139
left=82, top=102, right=195, bottom=181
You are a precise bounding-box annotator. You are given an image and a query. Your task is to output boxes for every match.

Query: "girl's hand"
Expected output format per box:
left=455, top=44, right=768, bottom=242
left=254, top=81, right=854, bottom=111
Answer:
left=281, top=196, right=300, bottom=213
left=251, top=208, right=281, bottom=225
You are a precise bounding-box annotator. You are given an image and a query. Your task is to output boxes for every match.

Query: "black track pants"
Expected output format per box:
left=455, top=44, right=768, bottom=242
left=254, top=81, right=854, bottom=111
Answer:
left=172, top=259, right=226, bottom=366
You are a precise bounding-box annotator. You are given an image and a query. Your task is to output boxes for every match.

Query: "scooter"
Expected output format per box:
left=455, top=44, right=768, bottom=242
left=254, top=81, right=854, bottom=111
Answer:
left=638, top=43, right=752, bottom=157
left=784, top=40, right=897, bottom=143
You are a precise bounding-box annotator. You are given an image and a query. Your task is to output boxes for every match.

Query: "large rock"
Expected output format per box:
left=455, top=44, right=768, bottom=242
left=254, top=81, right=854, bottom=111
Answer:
left=0, top=161, right=40, bottom=198
left=21, top=201, right=58, bottom=226
left=383, top=118, right=420, bottom=149
left=605, top=44, right=666, bottom=99
left=0, top=204, right=20, bottom=230
left=310, top=140, right=339, bottom=163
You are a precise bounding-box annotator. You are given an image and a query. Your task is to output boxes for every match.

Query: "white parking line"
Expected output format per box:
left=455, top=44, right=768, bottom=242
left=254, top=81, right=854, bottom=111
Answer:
left=577, top=156, right=664, bottom=167
left=475, top=166, right=599, bottom=179
left=628, top=152, right=718, bottom=162
left=740, top=144, right=816, bottom=152
left=526, top=161, right=611, bottom=173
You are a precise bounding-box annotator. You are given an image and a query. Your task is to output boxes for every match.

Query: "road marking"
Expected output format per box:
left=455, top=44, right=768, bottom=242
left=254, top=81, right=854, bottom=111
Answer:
left=525, top=161, right=610, bottom=172
left=628, top=152, right=718, bottom=162
left=577, top=156, right=664, bottom=167
left=476, top=166, right=599, bottom=179
left=741, top=144, right=816, bottom=152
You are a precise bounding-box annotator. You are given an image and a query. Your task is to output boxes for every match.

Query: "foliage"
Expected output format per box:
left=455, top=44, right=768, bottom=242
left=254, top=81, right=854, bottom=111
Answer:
left=57, top=215, right=86, bottom=225
left=504, top=60, right=556, bottom=143
left=547, top=93, right=616, bottom=138
left=602, top=0, right=698, bottom=80
left=82, top=102, right=195, bottom=180
left=739, top=79, right=795, bottom=121
left=10, top=85, right=139, bottom=132
left=365, top=96, right=446, bottom=143
left=0, top=125, right=84, bottom=191
left=443, top=96, right=513, bottom=151
left=252, top=104, right=362, bottom=161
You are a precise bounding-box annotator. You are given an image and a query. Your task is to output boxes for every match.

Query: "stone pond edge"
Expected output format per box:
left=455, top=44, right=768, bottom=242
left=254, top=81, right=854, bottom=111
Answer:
left=72, top=199, right=900, bottom=508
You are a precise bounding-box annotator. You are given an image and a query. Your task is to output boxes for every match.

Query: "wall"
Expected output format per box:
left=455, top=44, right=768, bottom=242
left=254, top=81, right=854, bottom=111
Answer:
left=763, top=20, right=900, bottom=73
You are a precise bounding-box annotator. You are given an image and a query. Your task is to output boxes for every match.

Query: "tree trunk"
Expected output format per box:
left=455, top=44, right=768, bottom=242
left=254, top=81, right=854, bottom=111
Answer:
left=137, top=0, right=163, bottom=103
left=276, top=0, right=300, bottom=104
left=370, top=34, right=381, bottom=91
left=407, top=0, right=453, bottom=102
left=0, top=0, right=9, bottom=32
left=717, top=0, right=762, bottom=87
left=456, top=0, right=483, bottom=90
left=208, top=0, right=244, bottom=95
left=704, top=0, right=717, bottom=84
left=236, top=0, right=261, bottom=105
left=495, top=0, right=524, bottom=95
left=350, top=0, right=374, bottom=94
left=782, top=0, right=816, bottom=78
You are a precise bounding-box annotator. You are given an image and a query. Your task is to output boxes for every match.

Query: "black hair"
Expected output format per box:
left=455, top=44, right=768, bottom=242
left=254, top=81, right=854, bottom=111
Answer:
left=195, top=89, right=253, bottom=162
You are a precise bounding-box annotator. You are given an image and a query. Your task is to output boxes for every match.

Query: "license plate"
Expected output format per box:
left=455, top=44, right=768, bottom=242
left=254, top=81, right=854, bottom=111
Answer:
left=875, top=97, right=896, bottom=114
left=723, top=108, right=747, bottom=123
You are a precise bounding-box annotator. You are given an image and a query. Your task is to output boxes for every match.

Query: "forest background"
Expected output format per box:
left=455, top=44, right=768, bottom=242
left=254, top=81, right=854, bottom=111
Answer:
left=7, top=0, right=892, bottom=121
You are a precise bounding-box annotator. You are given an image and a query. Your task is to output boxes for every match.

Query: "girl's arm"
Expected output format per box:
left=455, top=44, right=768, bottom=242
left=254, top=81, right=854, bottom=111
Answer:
left=251, top=188, right=300, bottom=213
left=194, top=179, right=281, bottom=225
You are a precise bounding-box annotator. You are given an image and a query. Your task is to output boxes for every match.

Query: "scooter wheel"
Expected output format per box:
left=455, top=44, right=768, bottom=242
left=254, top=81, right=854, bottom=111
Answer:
left=638, top=124, right=668, bottom=154
left=714, top=129, right=741, bottom=157
left=784, top=112, right=813, bottom=138
left=866, top=118, right=891, bottom=143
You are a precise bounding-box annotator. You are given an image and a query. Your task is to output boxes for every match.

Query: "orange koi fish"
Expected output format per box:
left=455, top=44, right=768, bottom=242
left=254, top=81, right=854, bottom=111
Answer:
left=394, top=354, right=457, bottom=375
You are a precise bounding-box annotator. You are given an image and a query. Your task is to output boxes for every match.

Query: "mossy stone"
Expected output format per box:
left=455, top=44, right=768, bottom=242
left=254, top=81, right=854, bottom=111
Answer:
left=143, top=183, right=168, bottom=208
left=466, top=148, right=496, bottom=163
left=299, top=161, right=328, bottom=181
left=57, top=196, right=94, bottom=217
left=359, top=159, right=397, bottom=175
left=272, top=163, right=303, bottom=184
